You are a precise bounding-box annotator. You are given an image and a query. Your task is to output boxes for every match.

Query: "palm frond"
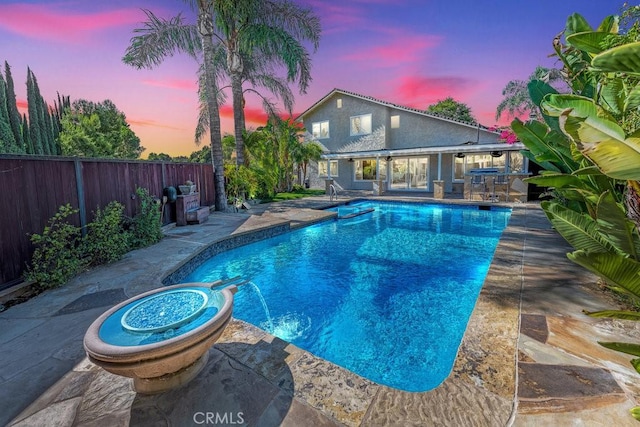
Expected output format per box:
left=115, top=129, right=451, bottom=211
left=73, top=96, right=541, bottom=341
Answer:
left=122, top=10, right=201, bottom=69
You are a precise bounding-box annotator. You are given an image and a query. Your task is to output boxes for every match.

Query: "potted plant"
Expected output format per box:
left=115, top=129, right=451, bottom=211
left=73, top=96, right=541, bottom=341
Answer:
left=179, top=180, right=196, bottom=195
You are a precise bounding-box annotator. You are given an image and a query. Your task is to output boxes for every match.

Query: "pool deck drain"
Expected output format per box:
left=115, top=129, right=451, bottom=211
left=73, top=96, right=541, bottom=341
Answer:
left=2, top=195, right=640, bottom=426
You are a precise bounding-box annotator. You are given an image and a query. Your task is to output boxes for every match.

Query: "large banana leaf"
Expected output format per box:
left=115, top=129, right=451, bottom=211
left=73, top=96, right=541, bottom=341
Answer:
left=566, top=189, right=595, bottom=203
left=585, top=310, right=640, bottom=321
left=624, top=83, right=640, bottom=112
left=573, top=165, right=605, bottom=175
left=542, top=201, right=613, bottom=252
left=596, top=192, right=640, bottom=258
left=541, top=94, right=599, bottom=118
left=592, top=42, right=640, bottom=75
left=526, top=173, right=588, bottom=189
left=568, top=251, right=640, bottom=296
left=597, top=341, right=640, bottom=357
left=599, top=78, right=624, bottom=115
left=520, top=150, right=560, bottom=173
left=596, top=15, right=619, bottom=33
left=560, top=112, right=640, bottom=180
left=528, top=80, right=563, bottom=133
left=528, top=80, right=558, bottom=107
left=566, top=31, right=621, bottom=55
left=565, top=13, right=593, bottom=37
left=512, top=119, right=579, bottom=172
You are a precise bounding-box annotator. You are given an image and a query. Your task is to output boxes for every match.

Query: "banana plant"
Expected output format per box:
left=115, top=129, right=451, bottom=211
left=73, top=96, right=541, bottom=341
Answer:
left=522, top=12, right=640, bottom=419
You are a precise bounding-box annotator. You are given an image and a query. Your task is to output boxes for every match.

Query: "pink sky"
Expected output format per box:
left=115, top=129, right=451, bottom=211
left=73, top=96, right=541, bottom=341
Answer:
left=0, top=1, right=620, bottom=157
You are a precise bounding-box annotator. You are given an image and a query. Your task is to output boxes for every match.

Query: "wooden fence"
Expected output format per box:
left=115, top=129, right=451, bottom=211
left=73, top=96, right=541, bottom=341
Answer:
left=0, top=155, right=215, bottom=289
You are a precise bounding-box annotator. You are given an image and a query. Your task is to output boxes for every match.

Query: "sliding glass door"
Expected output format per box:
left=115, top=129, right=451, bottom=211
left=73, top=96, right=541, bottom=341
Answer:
left=390, top=157, right=429, bottom=190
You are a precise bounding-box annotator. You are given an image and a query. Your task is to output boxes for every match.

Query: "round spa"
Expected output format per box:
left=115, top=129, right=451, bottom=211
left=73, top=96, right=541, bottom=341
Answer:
left=83, top=283, right=238, bottom=394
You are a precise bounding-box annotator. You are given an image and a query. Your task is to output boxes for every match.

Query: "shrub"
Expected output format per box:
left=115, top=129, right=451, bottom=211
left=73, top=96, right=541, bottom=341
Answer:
left=24, top=204, right=83, bottom=289
left=129, top=187, right=163, bottom=249
left=83, top=201, right=130, bottom=265
left=291, top=184, right=306, bottom=193
left=225, top=164, right=259, bottom=201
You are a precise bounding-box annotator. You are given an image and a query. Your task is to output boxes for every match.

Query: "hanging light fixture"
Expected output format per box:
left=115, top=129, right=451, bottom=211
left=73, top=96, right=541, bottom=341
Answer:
left=455, top=153, right=465, bottom=158
left=490, top=151, right=503, bottom=158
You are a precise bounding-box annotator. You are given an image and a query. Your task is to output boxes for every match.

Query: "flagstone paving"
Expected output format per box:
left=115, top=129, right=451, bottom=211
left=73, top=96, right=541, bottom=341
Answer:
left=2, top=195, right=640, bottom=426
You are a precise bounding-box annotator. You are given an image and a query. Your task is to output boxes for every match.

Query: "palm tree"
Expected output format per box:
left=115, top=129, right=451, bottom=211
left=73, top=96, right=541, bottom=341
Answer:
left=495, top=66, right=564, bottom=122
left=210, top=0, right=321, bottom=166
left=122, top=4, right=228, bottom=210
left=196, top=0, right=227, bottom=211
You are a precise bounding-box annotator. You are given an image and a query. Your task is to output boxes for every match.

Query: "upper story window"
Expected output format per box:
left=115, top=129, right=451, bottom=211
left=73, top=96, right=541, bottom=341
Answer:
left=312, top=121, right=329, bottom=139
left=390, top=115, right=400, bottom=129
left=350, top=114, right=372, bottom=136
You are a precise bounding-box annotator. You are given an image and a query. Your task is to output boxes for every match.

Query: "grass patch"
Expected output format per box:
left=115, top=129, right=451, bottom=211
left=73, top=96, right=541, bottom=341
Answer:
left=263, top=189, right=325, bottom=202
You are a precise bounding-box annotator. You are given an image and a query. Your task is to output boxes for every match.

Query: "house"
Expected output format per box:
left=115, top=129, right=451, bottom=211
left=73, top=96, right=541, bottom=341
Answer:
left=297, top=89, right=529, bottom=201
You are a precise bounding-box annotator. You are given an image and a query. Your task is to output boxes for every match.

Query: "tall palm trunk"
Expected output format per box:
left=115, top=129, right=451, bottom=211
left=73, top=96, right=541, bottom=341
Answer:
left=227, top=37, right=246, bottom=167
left=230, top=72, right=246, bottom=166
left=197, top=0, right=227, bottom=211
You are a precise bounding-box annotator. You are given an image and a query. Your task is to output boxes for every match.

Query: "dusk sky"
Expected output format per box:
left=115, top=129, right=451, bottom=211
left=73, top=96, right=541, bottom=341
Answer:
left=1, top=1, right=620, bottom=157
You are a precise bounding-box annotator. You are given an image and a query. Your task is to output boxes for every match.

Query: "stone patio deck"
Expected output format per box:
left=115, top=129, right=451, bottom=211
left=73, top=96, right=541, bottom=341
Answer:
left=2, top=195, right=640, bottom=426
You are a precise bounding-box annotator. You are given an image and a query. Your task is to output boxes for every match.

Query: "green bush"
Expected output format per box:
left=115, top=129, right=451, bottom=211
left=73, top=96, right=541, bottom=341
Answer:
left=129, top=187, right=163, bottom=249
left=291, top=184, right=306, bottom=193
left=24, top=204, right=83, bottom=289
left=225, top=164, right=259, bottom=201
left=83, top=201, right=130, bottom=265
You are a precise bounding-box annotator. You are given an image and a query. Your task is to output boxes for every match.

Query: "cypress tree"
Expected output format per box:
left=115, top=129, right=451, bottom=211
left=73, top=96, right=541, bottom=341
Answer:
left=27, top=68, right=43, bottom=154
left=5, top=61, right=24, bottom=151
left=22, top=113, right=32, bottom=154
left=52, top=92, right=69, bottom=155
left=39, top=94, right=53, bottom=155
left=46, top=104, right=60, bottom=155
left=0, top=71, right=17, bottom=152
left=35, top=89, right=51, bottom=156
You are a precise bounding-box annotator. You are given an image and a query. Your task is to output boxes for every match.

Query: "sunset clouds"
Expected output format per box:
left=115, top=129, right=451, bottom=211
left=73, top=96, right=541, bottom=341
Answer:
left=0, top=3, right=143, bottom=43
left=393, top=75, right=477, bottom=109
left=341, top=35, right=441, bottom=65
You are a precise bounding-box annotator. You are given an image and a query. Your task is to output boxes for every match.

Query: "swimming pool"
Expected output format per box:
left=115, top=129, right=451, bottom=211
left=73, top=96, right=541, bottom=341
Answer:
left=185, top=201, right=511, bottom=391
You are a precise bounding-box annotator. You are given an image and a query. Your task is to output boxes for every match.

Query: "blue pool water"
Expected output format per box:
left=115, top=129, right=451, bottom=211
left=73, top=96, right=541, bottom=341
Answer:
left=185, top=201, right=511, bottom=391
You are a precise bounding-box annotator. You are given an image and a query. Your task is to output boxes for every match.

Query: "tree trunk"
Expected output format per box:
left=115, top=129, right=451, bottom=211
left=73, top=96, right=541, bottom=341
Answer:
left=197, top=1, right=227, bottom=211
left=231, top=72, right=246, bottom=166
left=626, top=181, right=640, bottom=232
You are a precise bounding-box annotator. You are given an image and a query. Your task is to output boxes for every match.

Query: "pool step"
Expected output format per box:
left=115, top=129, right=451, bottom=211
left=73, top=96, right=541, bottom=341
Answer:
left=337, top=207, right=375, bottom=219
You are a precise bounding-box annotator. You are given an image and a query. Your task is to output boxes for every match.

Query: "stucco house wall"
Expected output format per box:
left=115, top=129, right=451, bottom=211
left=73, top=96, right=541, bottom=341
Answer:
left=297, top=89, right=526, bottom=197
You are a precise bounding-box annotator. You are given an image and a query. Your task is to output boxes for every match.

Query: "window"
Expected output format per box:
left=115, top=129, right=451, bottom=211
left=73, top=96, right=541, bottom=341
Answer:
left=509, top=151, right=524, bottom=173
left=312, top=121, right=329, bottom=139
left=350, top=114, right=372, bottom=136
left=390, top=115, right=400, bottom=129
left=355, top=159, right=377, bottom=181
left=390, top=157, right=429, bottom=190
left=379, top=160, right=387, bottom=181
left=318, top=160, right=338, bottom=177
left=337, top=98, right=342, bottom=108
left=354, top=158, right=387, bottom=181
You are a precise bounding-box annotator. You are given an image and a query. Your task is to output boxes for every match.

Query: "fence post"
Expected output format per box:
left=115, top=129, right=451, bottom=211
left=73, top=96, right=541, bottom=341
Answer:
left=74, top=159, right=87, bottom=236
